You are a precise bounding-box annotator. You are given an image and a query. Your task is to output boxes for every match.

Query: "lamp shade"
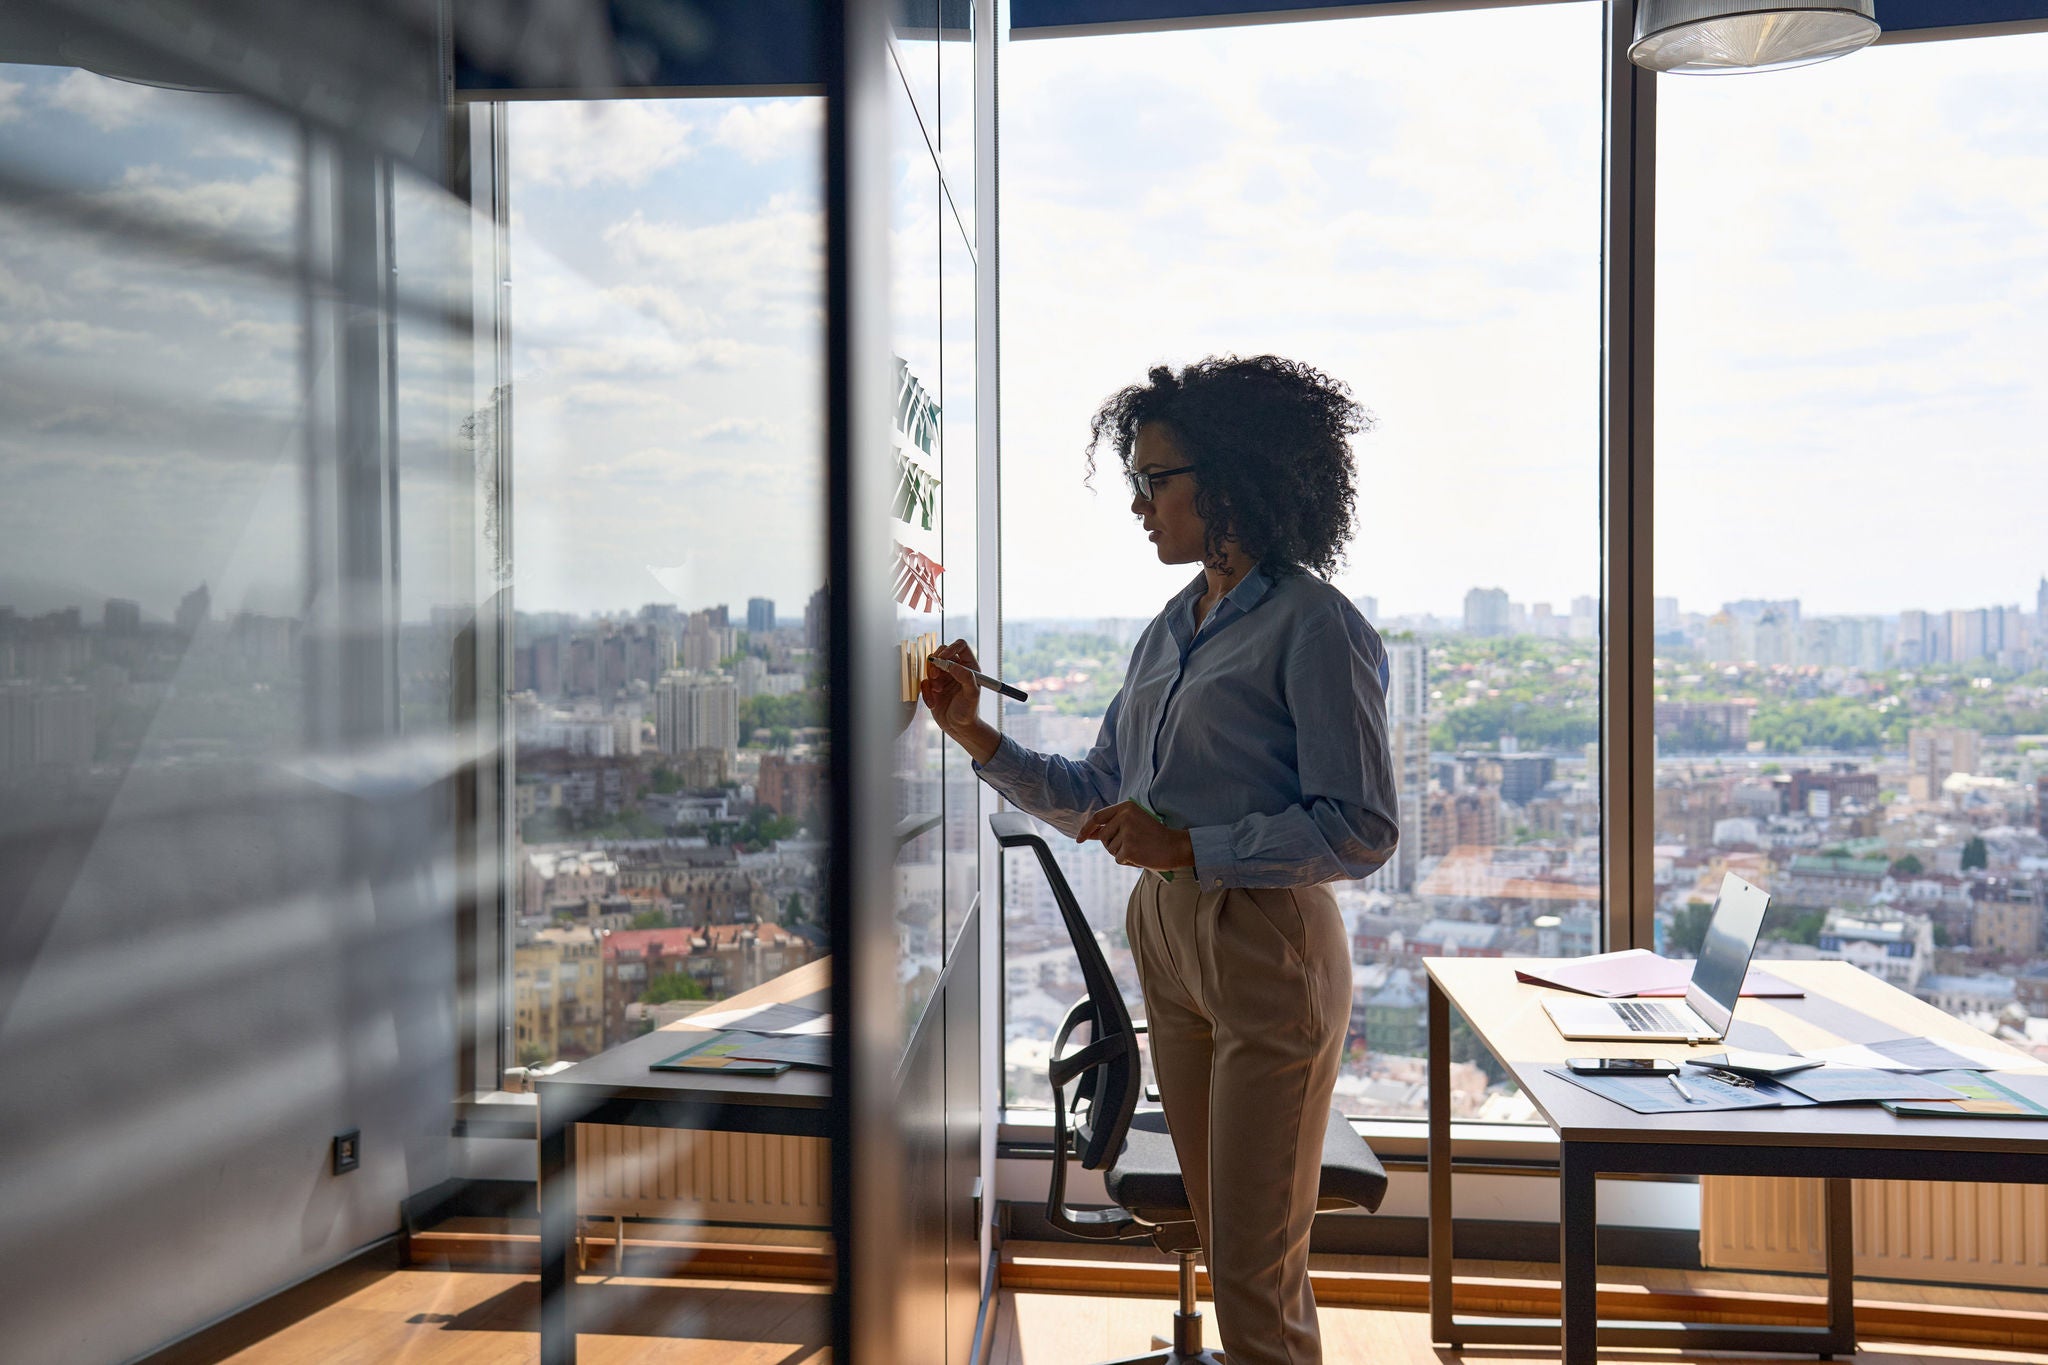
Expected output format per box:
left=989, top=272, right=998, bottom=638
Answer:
left=1630, top=1, right=1880, bottom=74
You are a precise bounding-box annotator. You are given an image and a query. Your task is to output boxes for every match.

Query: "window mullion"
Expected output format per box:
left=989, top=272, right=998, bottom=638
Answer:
left=1601, top=0, right=1656, bottom=951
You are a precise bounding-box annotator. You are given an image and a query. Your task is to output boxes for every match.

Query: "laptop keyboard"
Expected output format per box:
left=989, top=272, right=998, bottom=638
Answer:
left=1613, top=1000, right=1688, bottom=1032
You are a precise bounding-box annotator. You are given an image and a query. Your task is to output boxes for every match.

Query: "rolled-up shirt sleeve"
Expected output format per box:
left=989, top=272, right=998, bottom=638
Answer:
left=973, top=691, right=1126, bottom=840
left=1185, top=611, right=1400, bottom=888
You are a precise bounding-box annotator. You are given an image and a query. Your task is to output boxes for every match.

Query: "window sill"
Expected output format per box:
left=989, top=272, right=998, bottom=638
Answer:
left=999, top=1108, right=1563, bottom=1171
left=455, top=1090, right=538, bottom=1139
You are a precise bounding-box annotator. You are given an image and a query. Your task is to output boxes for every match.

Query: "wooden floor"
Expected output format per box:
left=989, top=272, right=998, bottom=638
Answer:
left=199, top=1251, right=2048, bottom=1365
left=213, top=1269, right=829, bottom=1364
left=991, top=1289, right=2048, bottom=1364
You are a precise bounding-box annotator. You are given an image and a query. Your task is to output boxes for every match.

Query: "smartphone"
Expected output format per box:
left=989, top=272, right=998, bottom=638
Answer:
left=1566, top=1057, right=1679, bottom=1075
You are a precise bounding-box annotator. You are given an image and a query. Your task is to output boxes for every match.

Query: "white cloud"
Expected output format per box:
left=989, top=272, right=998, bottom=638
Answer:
left=98, top=165, right=297, bottom=245
left=46, top=69, right=161, bottom=131
left=0, top=78, right=25, bottom=124
left=695, top=417, right=777, bottom=443
left=712, top=100, right=822, bottom=164
left=604, top=202, right=824, bottom=333
left=512, top=101, right=694, bottom=188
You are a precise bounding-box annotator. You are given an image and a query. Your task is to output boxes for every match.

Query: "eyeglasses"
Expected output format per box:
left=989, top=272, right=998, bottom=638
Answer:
left=1126, top=464, right=1196, bottom=502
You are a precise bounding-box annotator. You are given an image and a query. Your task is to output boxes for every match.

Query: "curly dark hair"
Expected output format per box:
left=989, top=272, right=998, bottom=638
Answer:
left=1085, top=355, right=1370, bottom=579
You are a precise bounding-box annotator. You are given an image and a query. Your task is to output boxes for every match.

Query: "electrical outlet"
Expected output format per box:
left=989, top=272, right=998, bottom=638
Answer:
left=332, top=1129, right=360, bottom=1175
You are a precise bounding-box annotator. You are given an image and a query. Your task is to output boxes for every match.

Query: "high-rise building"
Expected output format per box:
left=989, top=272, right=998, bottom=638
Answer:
left=1497, top=753, right=1556, bottom=806
left=1949, top=607, right=1989, bottom=665
left=1366, top=640, right=1428, bottom=892
left=2037, top=775, right=2047, bottom=840
left=1896, top=609, right=1930, bottom=667
left=747, top=597, right=776, bottom=634
left=680, top=612, right=738, bottom=671
left=1463, top=587, right=1509, bottom=637
left=655, top=670, right=738, bottom=757
left=175, top=582, right=210, bottom=635
left=1569, top=595, right=1598, bottom=641
left=1908, top=726, right=1980, bottom=799
left=736, top=655, right=769, bottom=698
left=804, top=584, right=828, bottom=653
left=1352, top=595, right=1378, bottom=624
left=103, top=599, right=141, bottom=635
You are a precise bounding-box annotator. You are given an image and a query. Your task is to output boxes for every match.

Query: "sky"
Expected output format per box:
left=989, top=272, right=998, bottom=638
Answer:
left=505, top=97, right=828, bottom=619
left=997, top=7, right=2048, bottom=622
left=4, top=16, right=2045, bottom=628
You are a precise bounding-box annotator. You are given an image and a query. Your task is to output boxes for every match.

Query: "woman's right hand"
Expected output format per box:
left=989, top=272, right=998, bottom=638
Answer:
left=920, top=639, right=1001, bottom=763
left=920, top=638, right=982, bottom=733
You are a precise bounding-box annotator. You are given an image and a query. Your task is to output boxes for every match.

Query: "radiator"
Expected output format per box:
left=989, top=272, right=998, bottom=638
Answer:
left=575, top=1123, right=831, bottom=1228
left=1701, top=1176, right=2048, bottom=1289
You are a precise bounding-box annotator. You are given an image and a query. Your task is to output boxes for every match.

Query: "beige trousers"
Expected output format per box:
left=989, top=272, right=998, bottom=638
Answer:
left=1125, top=871, right=1352, bottom=1365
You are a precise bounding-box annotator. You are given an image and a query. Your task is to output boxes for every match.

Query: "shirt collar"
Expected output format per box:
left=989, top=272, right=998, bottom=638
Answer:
left=1167, top=562, right=1277, bottom=649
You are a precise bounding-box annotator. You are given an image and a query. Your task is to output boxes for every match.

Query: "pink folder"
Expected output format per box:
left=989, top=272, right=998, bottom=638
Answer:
left=1514, top=948, right=1803, bottom=999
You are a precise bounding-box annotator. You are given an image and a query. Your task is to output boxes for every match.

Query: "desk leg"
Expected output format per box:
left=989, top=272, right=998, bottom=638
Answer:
left=539, top=1091, right=576, bottom=1365
left=1427, top=976, right=1455, bottom=1345
left=1559, top=1143, right=1597, bottom=1365
left=1823, top=1177, right=1856, bottom=1358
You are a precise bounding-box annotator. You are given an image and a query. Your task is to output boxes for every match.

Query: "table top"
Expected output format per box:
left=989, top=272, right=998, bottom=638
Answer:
left=1426, top=957, right=2048, bottom=1153
left=535, top=956, right=831, bottom=1112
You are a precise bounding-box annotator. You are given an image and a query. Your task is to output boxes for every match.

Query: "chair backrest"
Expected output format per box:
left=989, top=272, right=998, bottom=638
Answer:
left=991, top=812, right=1141, bottom=1173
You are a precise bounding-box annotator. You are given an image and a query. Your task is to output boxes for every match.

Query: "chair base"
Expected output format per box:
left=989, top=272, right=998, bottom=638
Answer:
left=1085, top=1256, right=1224, bottom=1364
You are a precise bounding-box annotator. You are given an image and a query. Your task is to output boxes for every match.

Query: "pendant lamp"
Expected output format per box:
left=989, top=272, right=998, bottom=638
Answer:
left=1629, top=1, right=1880, bottom=74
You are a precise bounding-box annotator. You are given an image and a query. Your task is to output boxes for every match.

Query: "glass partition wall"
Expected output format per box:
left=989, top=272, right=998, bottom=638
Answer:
left=997, top=1, right=1605, bottom=1122
left=0, top=3, right=876, bottom=1358
left=0, top=38, right=496, bottom=1363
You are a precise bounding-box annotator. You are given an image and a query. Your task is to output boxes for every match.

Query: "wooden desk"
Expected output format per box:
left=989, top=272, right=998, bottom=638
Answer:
left=536, top=956, right=830, bottom=1364
left=1425, top=957, right=2048, bottom=1364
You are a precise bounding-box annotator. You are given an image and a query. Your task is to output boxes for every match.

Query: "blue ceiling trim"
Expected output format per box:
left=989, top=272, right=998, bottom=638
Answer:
left=1012, top=0, right=2048, bottom=35
left=454, top=0, right=823, bottom=94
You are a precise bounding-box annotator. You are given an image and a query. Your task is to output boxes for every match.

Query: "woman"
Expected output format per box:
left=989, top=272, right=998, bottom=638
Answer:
left=921, top=355, right=1399, bottom=1365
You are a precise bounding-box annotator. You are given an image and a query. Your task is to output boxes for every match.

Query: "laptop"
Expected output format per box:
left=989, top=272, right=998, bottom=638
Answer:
left=1543, top=873, right=1773, bottom=1044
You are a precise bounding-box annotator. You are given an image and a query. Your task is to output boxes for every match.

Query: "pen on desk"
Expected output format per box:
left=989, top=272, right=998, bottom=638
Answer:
left=1668, top=1074, right=1699, bottom=1104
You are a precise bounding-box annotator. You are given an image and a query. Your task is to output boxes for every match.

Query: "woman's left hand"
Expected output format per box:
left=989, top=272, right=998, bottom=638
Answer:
left=1077, top=801, right=1195, bottom=871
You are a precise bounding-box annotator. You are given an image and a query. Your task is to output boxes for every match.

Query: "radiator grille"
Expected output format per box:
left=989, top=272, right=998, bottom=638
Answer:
left=575, top=1124, right=831, bottom=1227
left=1701, top=1177, right=2048, bottom=1289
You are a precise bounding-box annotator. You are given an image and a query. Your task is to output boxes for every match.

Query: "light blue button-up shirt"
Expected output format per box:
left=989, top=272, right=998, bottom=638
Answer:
left=975, top=564, right=1399, bottom=889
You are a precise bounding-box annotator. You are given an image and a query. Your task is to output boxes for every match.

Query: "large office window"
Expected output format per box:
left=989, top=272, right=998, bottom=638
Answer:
left=998, top=3, right=1604, bottom=1118
left=499, top=97, right=831, bottom=1068
left=1654, top=32, right=2048, bottom=1050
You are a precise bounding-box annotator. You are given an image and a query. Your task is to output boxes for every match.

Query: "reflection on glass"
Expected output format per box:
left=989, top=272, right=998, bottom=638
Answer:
left=891, top=47, right=947, bottom=1026
left=0, top=56, right=479, bottom=1360
left=938, top=0, right=975, bottom=236
left=996, top=4, right=1604, bottom=1119
left=940, top=213, right=978, bottom=952
left=503, top=97, right=829, bottom=1065
left=1655, top=34, right=2048, bottom=1055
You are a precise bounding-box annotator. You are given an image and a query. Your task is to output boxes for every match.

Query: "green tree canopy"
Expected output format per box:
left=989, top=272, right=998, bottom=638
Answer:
left=641, top=971, right=706, bottom=1004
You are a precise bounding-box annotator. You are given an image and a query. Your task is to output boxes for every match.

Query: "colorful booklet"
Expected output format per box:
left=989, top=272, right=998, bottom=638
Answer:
left=1880, top=1070, right=2048, bottom=1119
left=651, top=1034, right=792, bottom=1076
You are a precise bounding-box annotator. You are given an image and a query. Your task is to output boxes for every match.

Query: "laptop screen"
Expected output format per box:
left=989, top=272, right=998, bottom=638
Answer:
left=1685, top=872, right=1773, bottom=1037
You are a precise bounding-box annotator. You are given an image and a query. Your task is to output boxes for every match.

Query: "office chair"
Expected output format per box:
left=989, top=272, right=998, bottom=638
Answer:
left=993, top=812, right=1389, bottom=1365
